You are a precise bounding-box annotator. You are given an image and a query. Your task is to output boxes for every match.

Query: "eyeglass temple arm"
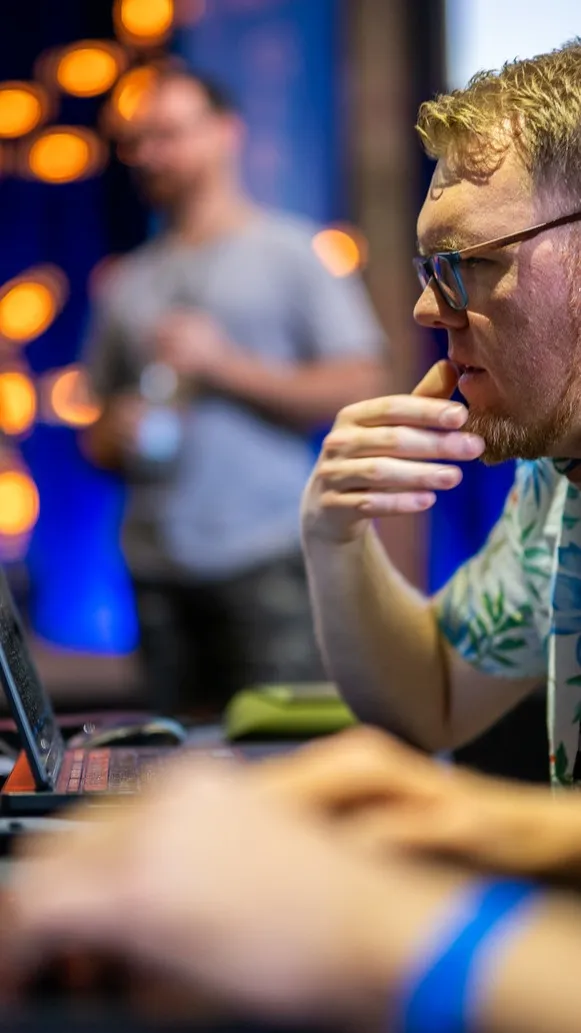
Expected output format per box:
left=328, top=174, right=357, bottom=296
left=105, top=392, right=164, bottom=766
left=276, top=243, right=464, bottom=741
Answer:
left=459, top=210, right=581, bottom=259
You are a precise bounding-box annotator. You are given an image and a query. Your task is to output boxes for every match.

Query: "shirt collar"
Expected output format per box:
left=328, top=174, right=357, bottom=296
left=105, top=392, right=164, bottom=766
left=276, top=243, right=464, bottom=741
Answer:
left=553, top=458, right=581, bottom=483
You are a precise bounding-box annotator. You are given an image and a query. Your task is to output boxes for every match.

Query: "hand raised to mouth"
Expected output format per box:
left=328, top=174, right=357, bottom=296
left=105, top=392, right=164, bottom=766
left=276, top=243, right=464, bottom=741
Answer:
left=302, top=359, right=485, bottom=544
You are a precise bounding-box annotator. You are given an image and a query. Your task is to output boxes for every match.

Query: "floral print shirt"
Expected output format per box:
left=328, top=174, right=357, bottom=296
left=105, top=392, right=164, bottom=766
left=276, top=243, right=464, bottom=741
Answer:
left=437, top=457, right=581, bottom=786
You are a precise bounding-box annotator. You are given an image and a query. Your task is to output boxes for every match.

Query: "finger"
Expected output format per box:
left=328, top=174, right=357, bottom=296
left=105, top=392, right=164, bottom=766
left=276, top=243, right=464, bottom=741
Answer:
left=332, top=806, right=414, bottom=859
left=318, top=457, right=463, bottom=493
left=336, top=394, right=468, bottom=431
left=323, top=426, right=484, bottom=462
left=412, top=359, right=459, bottom=399
left=254, top=728, right=440, bottom=811
left=319, top=490, right=437, bottom=515
left=357, top=804, right=502, bottom=872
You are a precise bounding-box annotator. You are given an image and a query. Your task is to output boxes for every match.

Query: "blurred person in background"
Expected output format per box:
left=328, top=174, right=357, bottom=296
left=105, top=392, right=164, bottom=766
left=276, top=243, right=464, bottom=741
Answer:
left=82, top=68, right=386, bottom=714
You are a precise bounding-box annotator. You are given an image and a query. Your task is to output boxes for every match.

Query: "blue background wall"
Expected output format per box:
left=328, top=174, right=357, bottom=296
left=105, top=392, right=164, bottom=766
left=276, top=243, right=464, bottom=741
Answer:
left=0, top=0, right=146, bottom=650
left=175, top=0, right=346, bottom=224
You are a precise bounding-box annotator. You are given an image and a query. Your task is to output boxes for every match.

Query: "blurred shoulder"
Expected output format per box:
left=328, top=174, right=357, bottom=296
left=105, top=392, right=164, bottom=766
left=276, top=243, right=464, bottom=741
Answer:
left=509, top=458, right=567, bottom=537
left=253, top=209, right=323, bottom=256
left=91, top=238, right=166, bottom=308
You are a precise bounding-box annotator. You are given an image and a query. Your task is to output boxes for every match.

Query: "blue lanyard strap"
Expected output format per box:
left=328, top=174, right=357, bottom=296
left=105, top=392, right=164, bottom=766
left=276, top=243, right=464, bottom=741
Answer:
left=396, top=878, right=540, bottom=1033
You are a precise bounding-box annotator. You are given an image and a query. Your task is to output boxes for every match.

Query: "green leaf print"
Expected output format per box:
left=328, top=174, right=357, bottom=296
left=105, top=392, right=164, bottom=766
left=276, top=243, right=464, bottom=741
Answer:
left=572, top=702, right=581, bottom=724
left=521, top=460, right=553, bottom=507
left=495, top=638, right=526, bottom=651
left=555, top=743, right=571, bottom=784
left=523, top=546, right=550, bottom=560
left=522, top=566, right=550, bottom=580
left=474, top=614, right=490, bottom=641
left=496, top=613, right=528, bottom=633
left=521, top=521, right=536, bottom=544
left=439, top=580, right=534, bottom=671
left=488, top=652, right=517, bottom=668
left=525, top=581, right=543, bottom=605
left=467, top=627, right=481, bottom=654
left=480, top=537, right=505, bottom=576
left=522, top=541, right=551, bottom=588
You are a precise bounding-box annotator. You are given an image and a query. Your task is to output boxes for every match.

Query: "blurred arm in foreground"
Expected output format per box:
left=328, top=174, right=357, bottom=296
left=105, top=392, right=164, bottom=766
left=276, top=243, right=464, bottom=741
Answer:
left=4, top=748, right=581, bottom=1033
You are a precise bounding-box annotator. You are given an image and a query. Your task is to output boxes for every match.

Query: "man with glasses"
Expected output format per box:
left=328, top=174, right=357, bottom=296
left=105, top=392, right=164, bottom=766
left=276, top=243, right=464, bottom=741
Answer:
left=302, top=39, right=581, bottom=793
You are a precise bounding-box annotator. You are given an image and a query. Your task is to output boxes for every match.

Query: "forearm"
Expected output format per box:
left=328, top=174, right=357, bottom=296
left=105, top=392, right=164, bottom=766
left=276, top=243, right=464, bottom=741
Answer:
left=214, top=355, right=387, bottom=426
left=478, top=892, right=581, bottom=1033
left=346, top=859, right=581, bottom=1033
left=303, top=525, right=450, bottom=749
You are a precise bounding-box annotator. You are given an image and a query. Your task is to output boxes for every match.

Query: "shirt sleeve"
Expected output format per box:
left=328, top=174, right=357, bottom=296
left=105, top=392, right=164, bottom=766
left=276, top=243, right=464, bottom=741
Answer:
left=294, top=236, right=387, bottom=362
left=435, top=461, right=556, bottom=680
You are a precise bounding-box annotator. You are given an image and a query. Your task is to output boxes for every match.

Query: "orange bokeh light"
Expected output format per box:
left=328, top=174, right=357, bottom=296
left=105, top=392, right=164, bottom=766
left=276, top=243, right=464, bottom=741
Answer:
left=0, top=267, right=68, bottom=344
left=109, top=65, right=158, bottom=124
left=311, top=227, right=367, bottom=278
left=0, top=82, right=46, bottom=139
left=50, top=367, right=102, bottom=427
left=0, top=470, right=39, bottom=536
left=0, top=372, right=37, bottom=435
left=0, top=283, right=55, bottom=342
left=115, top=0, right=174, bottom=43
left=56, top=42, right=123, bottom=98
left=27, top=127, right=106, bottom=184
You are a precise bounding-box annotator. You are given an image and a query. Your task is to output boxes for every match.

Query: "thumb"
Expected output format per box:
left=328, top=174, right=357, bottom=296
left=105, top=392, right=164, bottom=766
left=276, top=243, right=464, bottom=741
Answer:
left=412, top=359, right=459, bottom=399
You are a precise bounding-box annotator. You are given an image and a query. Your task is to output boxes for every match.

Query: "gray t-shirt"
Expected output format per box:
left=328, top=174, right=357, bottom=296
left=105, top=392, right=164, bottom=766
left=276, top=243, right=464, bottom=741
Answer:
left=85, top=211, right=385, bottom=580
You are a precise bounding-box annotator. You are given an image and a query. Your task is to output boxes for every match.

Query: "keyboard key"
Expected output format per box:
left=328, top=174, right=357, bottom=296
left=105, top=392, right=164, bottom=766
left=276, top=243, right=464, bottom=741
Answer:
left=83, top=751, right=110, bottom=793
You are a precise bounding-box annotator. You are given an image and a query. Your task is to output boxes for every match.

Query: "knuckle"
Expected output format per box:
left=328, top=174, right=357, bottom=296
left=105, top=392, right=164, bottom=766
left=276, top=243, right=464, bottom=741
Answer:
left=317, top=460, right=337, bottom=484
left=322, top=432, right=347, bottom=456
left=343, top=725, right=384, bottom=749
left=334, top=403, right=356, bottom=426
left=381, top=427, right=399, bottom=453
left=319, top=490, right=339, bottom=510
left=366, top=459, right=386, bottom=483
left=340, top=725, right=389, bottom=762
left=421, top=466, right=441, bottom=487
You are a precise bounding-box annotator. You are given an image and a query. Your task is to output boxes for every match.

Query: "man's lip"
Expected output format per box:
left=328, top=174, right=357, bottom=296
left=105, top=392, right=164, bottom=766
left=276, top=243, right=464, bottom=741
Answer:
left=450, top=361, right=486, bottom=375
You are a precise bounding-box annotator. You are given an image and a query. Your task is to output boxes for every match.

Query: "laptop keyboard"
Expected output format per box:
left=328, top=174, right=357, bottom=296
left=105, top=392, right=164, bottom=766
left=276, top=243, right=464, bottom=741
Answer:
left=82, top=750, right=110, bottom=792
left=57, top=744, right=237, bottom=796
left=62, top=749, right=169, bottom=795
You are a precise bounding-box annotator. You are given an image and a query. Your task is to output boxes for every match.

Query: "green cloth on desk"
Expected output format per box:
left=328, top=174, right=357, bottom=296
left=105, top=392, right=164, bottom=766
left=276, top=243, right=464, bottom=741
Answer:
left=224, top=684, right=357, bottom=741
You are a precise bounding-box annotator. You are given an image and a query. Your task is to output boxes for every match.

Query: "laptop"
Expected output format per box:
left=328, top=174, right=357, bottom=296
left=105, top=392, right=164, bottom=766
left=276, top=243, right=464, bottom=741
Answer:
left=0, top=570, right=232, bottom=815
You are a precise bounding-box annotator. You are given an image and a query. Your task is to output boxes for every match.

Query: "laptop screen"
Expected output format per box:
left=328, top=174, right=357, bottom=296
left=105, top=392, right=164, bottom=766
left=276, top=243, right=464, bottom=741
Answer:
left=0, top=570, right=64, bottom=787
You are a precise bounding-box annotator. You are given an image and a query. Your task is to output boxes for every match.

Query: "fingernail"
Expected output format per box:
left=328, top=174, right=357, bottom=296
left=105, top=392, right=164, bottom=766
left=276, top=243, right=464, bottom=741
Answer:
left=459, top=434, right=485, bottom=457
left=412, top=493, right=436, bottom=509
left=440, top=404, right=467, bottom=428
left=435, top=466, right=462, bottom=486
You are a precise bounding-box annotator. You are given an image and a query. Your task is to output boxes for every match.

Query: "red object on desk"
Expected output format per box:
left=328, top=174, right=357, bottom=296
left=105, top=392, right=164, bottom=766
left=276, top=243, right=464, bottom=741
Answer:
left=3, top=753, right=35, bottom=793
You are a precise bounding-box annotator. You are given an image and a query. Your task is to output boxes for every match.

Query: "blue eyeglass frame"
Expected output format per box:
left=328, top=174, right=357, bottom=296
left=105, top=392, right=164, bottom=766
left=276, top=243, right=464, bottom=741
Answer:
left=413, top=208, right=581, bottom=311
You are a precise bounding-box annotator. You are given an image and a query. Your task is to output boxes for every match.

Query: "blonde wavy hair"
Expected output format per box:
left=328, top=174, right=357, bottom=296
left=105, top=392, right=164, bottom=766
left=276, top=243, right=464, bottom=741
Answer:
left=416, top=39, right=581, bottom=196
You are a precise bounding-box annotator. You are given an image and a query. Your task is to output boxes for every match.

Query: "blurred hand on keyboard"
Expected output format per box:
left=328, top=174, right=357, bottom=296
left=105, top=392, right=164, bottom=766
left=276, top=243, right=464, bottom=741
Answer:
left=4, top=753, right=439, bottom=1026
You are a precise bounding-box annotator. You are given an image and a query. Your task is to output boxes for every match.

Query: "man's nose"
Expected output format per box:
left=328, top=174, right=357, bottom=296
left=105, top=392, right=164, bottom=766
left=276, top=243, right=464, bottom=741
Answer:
left=413, top=281, right=469, bottom=331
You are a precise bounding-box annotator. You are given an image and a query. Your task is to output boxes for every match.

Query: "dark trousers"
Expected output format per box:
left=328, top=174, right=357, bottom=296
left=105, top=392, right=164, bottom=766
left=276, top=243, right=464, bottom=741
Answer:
left=132, top=552, right=325, bottom=716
